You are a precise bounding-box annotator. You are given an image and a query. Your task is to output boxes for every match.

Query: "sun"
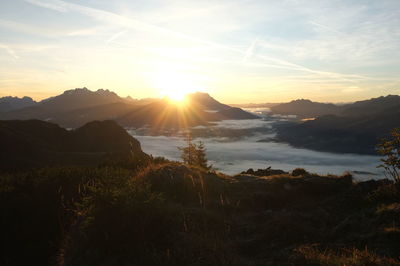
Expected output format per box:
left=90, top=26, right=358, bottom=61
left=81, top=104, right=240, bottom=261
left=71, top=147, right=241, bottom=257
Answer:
left=166, top=90, right=186, bottom=102
left=152, top=70, right=199, bottom=104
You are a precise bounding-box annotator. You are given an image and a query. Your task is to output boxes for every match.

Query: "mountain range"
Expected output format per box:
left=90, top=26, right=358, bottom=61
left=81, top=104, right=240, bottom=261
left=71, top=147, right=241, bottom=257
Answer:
left=2, top=89, right=399, bottom=155
left=271, top=95, right=400, bottom=154
left=0, top=88, right=257, bottom=129
left=270, top=95, right=400, bottom=118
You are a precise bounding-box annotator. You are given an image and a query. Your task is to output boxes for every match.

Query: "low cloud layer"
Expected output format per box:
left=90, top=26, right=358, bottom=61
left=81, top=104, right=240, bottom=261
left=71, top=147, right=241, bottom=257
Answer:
left=130, top=115, right=382, bottom=180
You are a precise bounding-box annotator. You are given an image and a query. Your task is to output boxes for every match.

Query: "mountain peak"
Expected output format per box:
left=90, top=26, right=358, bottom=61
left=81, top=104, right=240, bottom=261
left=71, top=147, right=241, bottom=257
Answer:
left=291, top=99, right=313, bottom=104
left=38, top=87, right=123, bottom=111
left=186, top=92, right=228, bottom=110
left=188, top=91, right=211, bottom=97
left=63, top=87, right=90, bottom=95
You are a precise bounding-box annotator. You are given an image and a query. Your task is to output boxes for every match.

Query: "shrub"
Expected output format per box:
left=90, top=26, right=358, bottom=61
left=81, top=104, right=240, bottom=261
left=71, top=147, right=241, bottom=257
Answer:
left=377, top=128, right=400, bottom=183
left=292, top=168, right=308, bottom=176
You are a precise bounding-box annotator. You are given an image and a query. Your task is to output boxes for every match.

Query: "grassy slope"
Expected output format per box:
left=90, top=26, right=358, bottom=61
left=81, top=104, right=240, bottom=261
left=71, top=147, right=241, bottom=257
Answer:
left=1, top=161, right=399, bottom=265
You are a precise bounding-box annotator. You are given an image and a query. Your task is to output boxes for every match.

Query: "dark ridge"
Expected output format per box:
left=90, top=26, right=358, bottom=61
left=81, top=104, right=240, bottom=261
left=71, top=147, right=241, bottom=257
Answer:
left=0, top=119, right=148, bottom=171
left=275, top=109, right=400, bottom=154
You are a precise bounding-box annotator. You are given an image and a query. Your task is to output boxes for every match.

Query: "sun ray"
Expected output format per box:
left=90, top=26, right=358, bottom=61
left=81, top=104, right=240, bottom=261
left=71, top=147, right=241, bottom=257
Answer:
left=151, top=68, right=204, bottom=106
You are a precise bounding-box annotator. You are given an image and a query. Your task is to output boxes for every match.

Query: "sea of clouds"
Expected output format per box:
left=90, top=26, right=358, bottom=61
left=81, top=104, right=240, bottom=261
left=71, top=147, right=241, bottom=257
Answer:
left=129, top=109, right=382, bottom=180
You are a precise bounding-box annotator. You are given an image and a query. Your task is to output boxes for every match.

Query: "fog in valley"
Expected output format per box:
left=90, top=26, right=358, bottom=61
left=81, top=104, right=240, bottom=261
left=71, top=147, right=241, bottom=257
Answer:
left=130, top=108, right=382, bottom=180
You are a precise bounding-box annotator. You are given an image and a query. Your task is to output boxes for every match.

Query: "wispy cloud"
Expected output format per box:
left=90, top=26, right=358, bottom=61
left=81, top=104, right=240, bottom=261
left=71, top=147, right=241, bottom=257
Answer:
left=24, top=0, right=378, bottom=84
left=342, top=86, right=364, bottom=93
left=67, top=26, right=107, bottom=37
left=242, top=38, right=259, bottom=63
left=1, top=0, right=399, bottom=101
left=0, top=18, right=58, bottom=37
left=0, top=43, right=19, bottom=59
left=308, top=20, right=343, bottom=35
left=24, top=0, right=68, bottom=12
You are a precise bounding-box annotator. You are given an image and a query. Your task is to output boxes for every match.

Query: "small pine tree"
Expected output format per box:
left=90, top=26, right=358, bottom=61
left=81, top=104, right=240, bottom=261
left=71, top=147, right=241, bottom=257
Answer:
left=179, top=133, right=196, bottom=165
left=377, top=128, right=400, bottom=182
left=194, top=141, right=209, bottom=169
left=179, top=134, right=209, bottom=169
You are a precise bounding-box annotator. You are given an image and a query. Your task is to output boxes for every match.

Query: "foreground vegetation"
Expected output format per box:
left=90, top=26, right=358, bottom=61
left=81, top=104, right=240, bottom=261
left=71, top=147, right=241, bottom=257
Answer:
left=1, top=157, right=399, bottom=266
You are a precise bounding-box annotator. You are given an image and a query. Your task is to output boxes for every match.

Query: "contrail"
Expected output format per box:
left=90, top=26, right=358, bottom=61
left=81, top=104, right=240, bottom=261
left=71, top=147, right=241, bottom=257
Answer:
left=0, top=43, right=19, bottom=59
left=308, top=20, right=344, bottom=35
left=242, top=38, right=259, bottom=63
left=106, top=31, right=128, bottom=46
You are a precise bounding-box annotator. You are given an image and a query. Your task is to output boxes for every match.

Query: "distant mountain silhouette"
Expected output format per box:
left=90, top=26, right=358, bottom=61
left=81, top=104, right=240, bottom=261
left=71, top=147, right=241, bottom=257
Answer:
left=0, top=89, right=257, bottom=128
left=40, top=87, right=123, bottom=111
left=271, top=95, right=400, bottom=118
left=341, top=95, right=400, bottom=117
left=0, top=120, right=148, bottom=171
left=117, top=97, right=257, bottom=130
left=271, top=99, right=340, bottom=117
left=186, top=92, right=229, bottom=110
left=0, top=96, right=37, bottom=112
left=186, top=92, right=258, bottom=119
left=275, top=95, right=400, bottom=154
left=0, top=88, right=126, bottom=120
left=231, top=102, right=281, bottom=108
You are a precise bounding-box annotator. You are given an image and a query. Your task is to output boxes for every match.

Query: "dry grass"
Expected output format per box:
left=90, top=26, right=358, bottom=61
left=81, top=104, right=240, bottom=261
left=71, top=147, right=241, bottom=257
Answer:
left=296, top=245, right=400, bottom=266
left=376, top=202, right=400, bottom=214
left=384, top=226, right=400, bottom=233
left=2, top=162, right=399, bottom=266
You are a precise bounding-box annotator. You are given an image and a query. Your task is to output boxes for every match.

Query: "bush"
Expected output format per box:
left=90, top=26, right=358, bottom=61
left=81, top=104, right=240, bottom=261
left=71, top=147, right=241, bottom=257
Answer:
left=292, top=168, right=308, bottom=176
left=377, top=128, right=400, bottom=183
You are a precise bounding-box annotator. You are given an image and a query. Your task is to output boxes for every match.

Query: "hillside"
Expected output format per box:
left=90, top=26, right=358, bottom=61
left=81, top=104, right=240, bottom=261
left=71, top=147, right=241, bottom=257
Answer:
left=0, top=89, right=257, bottom=128
left=0, top=119, right=148, bottom=171
left=1, top=161, right=399, bottom=265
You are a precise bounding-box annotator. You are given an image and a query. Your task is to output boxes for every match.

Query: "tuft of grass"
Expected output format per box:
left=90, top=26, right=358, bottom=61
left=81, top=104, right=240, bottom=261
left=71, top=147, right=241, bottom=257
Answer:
left=296, top=245, right=400, bottom=266
left=384, top=226, right=400, bottom=233
left=376, top=202, right=400, bottom=214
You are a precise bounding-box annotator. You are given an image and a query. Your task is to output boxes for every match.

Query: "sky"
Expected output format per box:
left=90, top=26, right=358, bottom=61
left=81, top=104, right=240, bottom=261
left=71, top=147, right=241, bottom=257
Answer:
left=0, top=0, right=399, bottom=103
